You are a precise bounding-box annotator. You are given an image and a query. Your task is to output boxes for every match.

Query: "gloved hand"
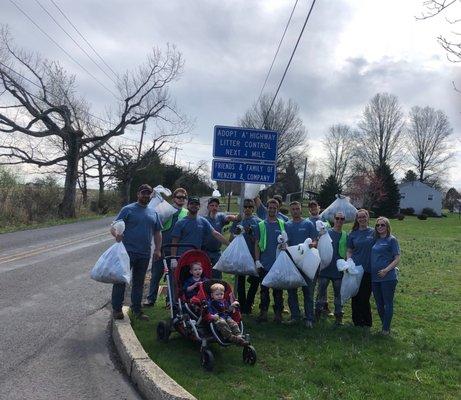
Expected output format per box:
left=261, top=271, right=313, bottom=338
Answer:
left=170, top=259, right=178, bottom=269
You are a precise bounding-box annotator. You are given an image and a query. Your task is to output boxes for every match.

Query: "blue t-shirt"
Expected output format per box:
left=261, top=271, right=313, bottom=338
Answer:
left=285, top=219, right=317, bottom=246
left=202, top=213, right=228, bottom=255
left=256, top=203, right=289, bottom=222
left=371, top=236, right=400, bottom=283
left=347, top=227, right=375, bottom=273
left=255, top=219, right=284, bottom=271
left=319, top=228, right=345, bottom=280
left=230, top=215, right=261, bottom=258
left=182, top=276, right=205, bottom=299
left=116, top=202, right=161, bottom=257
left=171, top=216, right=213, bottom=256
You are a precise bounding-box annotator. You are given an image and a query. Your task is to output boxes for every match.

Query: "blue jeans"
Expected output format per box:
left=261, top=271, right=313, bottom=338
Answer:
left=112, top=252, right=149, bottom=314
left=147, top=258, right=166, bottom=303
left=372, top=280, right=397, bottom=331
left=316, top=276, right=343, bottom=315
left=288, top=274, right=316, bottom=322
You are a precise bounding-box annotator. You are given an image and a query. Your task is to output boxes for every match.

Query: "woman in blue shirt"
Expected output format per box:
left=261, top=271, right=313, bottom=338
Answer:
left=347, top=209, right=375, bottom=327
left=371, top=217, right=401, bottom=335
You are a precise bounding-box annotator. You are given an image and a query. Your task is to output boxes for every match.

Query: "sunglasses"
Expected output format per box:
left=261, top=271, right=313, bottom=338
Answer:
left=375, top=223, right=386, bottom=228
left=175, top=196, right=187, bottom=200
left=243, top=205, right=254, bottom=209
left=335, top=217, right=345, bottom=221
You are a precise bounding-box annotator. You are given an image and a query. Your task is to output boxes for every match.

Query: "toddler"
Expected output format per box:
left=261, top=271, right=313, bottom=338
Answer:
left=183, top=262, right=205, bottom=300
left=207, top=283, right=248, bottom=346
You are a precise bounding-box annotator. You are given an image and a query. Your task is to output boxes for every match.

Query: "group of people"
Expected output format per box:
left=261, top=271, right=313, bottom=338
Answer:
left=110, top=183, right=401, bottom=335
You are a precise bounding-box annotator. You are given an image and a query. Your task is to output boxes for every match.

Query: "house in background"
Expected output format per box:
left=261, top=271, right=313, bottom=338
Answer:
left=398, top=181, right=442, bottom=216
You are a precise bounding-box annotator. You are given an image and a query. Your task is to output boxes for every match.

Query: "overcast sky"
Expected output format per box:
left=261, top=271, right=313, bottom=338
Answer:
left=2, top=0, right=460, bottom=188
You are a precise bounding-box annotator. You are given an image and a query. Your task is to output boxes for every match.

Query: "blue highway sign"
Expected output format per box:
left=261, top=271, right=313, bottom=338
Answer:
left=212, top=159, right=276, bottom=184
left=213, top=125, right=278, bottom=163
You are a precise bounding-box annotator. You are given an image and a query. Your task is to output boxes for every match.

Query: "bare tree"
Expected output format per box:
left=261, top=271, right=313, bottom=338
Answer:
left=322, top=124, right=356, bottom=189
left=0, top=27, right=186, bottom=217
left=355, top=93, right=405, bottom=170
left=407, top=105, right=454, bottom=182
left=238, top=94, right=308, bottom=171
left=418, top=0, right=460, bottom=64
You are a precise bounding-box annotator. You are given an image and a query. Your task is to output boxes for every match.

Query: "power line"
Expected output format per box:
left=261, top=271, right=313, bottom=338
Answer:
left=263, top=0, right=317, bottom=127
left=9, top=0, right=119, bottom=98
left=48, top=0, right=118, bottom=79
left=34, top=0, right=118, bottom=85
left=257, top=0, right=299, bottom=104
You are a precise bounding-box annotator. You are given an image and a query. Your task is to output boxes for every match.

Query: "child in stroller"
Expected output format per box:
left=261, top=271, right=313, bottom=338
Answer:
left=156, top=245, right=256, bottom=371
left=196, top=282, right=248, bottom=346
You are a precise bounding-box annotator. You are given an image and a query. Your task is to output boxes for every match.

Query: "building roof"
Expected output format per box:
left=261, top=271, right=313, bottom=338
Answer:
left=398, top=180, right=440, bottom=193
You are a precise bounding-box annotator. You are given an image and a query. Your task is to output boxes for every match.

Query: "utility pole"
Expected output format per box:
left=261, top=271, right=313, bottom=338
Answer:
left=187, top=161, right=192, bottom=171
left=172, top=146, right=181, bottom=166
left=301, top=157, right=307, bottom=201
left=136, top=120, right=146, bottom=162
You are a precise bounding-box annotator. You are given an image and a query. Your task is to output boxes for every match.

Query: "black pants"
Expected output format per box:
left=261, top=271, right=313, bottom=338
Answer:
left=259, top=269, right=283, bottom=313
left=237, top=275, right=260, bottom=313
left=351, top=271, right=372, bottom=327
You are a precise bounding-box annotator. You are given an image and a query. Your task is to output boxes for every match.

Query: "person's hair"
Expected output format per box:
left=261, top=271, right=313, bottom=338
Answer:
left=374, top=216, right=391, bottom=238
left=352, top=209, right=370, bottom=231
left=207, top=197, right=220, bottom=205
left=173, top=188, right=187, bottom=197
left=190, top=261, right=202, bottom=270
left=210, top=283, right=225, bottom=292
left=289, top=201, right=301, bottom=207
left=308, top=200, right=319, bottom=208
left=243, top=198, right=255, bottom=206
left=273, top=194, right=283, bottom=206
left=266, top=198, right=279, bottom=208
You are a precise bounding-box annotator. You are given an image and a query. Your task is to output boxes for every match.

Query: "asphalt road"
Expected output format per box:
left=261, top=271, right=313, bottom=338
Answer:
left=0, top=218, right=142, bottom=400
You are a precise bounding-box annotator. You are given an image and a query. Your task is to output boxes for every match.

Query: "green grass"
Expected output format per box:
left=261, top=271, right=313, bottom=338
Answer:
left=132, top=214, right=461, bottom=400
left=0, top=212, right=115, bottom=234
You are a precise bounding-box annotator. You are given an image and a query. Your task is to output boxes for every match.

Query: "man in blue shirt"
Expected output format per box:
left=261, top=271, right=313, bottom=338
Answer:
left=202, top=197, right=238, bottom=279
left=170, top=196, right=229, bottom=264
left=284, top=201, right=317, bottom=328
left=230, top=198, right=261, bottom=314
left=111, top=184, right=162, bottom=321
left=254, top=198, right=286, bottom=323
left=144, top=187, right=188, bottom=307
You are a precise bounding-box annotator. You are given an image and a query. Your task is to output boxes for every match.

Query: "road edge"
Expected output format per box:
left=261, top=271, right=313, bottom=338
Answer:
left=112, top=307, right=197, bottom=400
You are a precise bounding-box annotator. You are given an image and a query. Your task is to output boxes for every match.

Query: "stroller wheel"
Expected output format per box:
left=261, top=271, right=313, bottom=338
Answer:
left=156, top=320, right=171, bottom=342
left=200, top=349, right=214, bottom=371
left=243, top=345, right=257, bottom=365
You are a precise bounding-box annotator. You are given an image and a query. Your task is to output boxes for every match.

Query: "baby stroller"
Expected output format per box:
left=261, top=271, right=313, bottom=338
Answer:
left=156, top=244, right=257, bottom=371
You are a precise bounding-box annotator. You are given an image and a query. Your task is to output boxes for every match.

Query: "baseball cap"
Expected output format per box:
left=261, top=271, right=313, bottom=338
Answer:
left=207, top=197, right=220, bottom=205
left=138, top=184, right=153, bottom=193
left=188, top=196, right=200, bottom=205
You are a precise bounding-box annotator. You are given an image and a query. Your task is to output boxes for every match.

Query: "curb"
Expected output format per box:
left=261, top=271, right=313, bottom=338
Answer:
left=112, top=307, right=197, bottom=400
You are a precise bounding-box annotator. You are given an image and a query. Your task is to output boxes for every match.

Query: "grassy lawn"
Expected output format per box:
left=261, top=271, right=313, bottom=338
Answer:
left=132, top=214, right=461, bottom=400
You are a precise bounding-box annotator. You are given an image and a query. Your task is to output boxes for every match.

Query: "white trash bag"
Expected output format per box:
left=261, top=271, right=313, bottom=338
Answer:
left=337, top=259, right=364, bottom=305
left=243, top=183, right=265, bottom=199
left=214, top=229, right=258, bottom=276
left=316, top=220, right=333, bottom=270
left=147, top=185, right=177, bottom=224
left=212, top=189, right=221, bottom=197
left=262, top=250, right=307, bottom=289
left=320, top=194, right=358, bottom=223
left=91, top=221, right=130, bottom=284
left=300, top=239, right=321, bottom=280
